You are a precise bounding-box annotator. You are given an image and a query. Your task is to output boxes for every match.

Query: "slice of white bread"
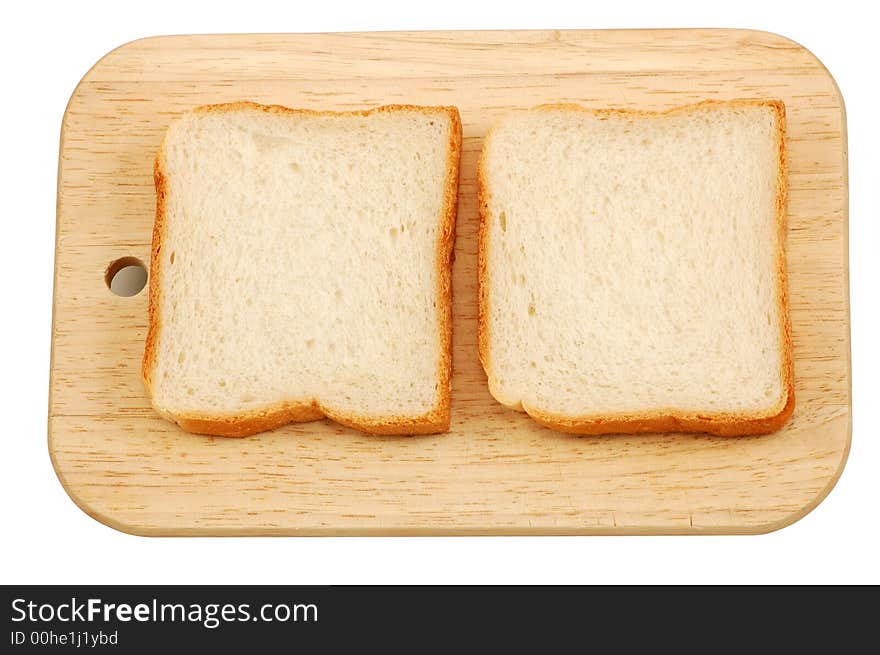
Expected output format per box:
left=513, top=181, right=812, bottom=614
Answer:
left=143, top=102, right=462, bottom=436
left=477, top=100, right=793, bottom=436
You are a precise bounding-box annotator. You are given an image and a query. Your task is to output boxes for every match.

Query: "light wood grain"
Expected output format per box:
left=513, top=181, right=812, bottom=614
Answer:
left=50, top=29, right=850, bottom=535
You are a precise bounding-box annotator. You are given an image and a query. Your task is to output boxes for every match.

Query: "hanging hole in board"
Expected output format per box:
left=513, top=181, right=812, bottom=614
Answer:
left=105, top=257, right=147, bottom=297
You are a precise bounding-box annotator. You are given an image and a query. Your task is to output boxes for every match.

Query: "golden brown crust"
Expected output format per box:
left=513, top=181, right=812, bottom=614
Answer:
left=173, top=400, right=449, bottom=438
left=476, top=122, right=493, bottom=386
left=142, top=102, right=461, bottom=437
left=477, top=99, right=794, bottom=436
left=524, top=394, right=795, bottom=437
left=141, top=156, right=167, bottom=398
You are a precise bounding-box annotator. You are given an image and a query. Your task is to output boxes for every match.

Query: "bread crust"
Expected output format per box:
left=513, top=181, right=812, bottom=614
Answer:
left=477, top=99, right=794, bottom=436
left=142, top=102, right=461, bottom=437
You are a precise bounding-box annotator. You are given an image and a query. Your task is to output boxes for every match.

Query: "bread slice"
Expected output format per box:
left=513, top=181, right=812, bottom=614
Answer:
left=143, top=102, right=461, bottom=436
left=477, top=100, right=793, bottom=436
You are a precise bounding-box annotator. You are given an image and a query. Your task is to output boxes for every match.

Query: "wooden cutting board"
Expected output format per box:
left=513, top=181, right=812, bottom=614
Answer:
left=50, top=29, right=850, bottom=535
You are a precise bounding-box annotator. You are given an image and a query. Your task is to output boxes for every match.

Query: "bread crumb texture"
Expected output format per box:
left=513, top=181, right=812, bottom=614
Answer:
left=145, top=103, right=460, bottom=435
left=479, top=101, right=792, bottom=435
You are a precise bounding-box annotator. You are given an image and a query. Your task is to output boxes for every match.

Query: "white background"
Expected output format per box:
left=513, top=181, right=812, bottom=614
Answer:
left=2, top=0, right=876, bottom=584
